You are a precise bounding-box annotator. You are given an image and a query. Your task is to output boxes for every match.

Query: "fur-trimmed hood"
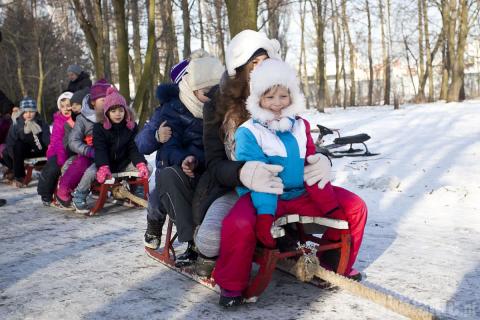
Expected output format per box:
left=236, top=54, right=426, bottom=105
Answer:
left=246, top=59, right=305, bottom=132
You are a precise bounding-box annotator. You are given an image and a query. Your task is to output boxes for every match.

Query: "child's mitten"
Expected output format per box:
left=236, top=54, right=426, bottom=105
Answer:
left=96, top=165, right=112, bottom=183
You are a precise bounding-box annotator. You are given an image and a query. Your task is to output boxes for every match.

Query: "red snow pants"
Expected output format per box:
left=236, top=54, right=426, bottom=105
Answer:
left=212, top=184, right=368, bottom=291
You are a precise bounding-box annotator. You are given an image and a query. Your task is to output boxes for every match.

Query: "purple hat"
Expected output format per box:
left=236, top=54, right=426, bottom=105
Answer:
left=170, top=60, right=189, bottom=84
left=103, top=86, right=135, bottom=131
left=90, top=79, right=111, bottom=101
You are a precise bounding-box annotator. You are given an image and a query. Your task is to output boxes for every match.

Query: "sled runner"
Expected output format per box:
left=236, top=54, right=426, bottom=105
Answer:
left=23, top=157, right=47, bottom=185
left=89, top=171, right=148, bottom=215
left=145, top=213, right=351, bottom=301
left=315, top=125, right=378, bottom=158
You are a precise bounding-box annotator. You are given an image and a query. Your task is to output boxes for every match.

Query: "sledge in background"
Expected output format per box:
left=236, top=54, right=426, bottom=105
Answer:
left=314, top=124, right=379, bottom=158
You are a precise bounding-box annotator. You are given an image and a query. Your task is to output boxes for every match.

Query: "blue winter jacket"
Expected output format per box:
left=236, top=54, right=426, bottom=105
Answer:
left=135, top=83, right=205, bottom=171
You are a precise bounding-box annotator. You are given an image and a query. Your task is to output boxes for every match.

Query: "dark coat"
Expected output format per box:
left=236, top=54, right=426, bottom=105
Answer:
left=5, top=115, right=50, bottom=155
left=66, top=72, right=92, bottom=93
left=0, top=89, right=14, bottom=115
left=135, top=84, right=179, bottom=169
left=93, top=121, right=146, bottom=173
left=191, top=86, right=245, bottom=226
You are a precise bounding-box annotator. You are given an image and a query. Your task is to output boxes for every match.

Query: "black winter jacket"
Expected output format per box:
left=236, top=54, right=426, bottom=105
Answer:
left=66, top=72, right=92, bottom=93
left=5, top=115, right=50, bottom=155
left=192, top=86, right=245, bottom=226
left=93, top=121, right=146, bottom=173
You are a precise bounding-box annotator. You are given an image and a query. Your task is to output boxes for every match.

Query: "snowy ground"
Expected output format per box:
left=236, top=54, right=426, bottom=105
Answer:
left=1, top=101, right=479, bottom=319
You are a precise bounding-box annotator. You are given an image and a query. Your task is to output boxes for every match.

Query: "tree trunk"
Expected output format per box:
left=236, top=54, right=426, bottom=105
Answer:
left=112, top=0, right=130, bottom=101
left=133, top=0, right=155, bottom=125
left=423, top=0, right=433, bottom=101
left=160, top=0, right=179, bottom=82
left=214, top=0, right=226, bottom=63
left=198, top=0, right=205, bottom=49
left=312, top=0, right=327, bottom=112
left=181, top=0, right=191, bottom=58
left=102, top=0, right=112, bottom=81
left=225, top=0, right=259, bottom=37
left=366, top=0, right=373, bottom=106
left=447, top=0, right=468, bottom=102
left=378, top=0, right=390, bottom=104
left=130, top=0, right=143, bottom=88
left=416, top=0, right=425, bottom=101
left=342, top=0, right=355, bottom=106
left=331, top=0, right=340, bottom=107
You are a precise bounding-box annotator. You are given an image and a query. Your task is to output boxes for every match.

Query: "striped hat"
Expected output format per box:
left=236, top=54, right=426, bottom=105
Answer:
left=19, top=97, right=37, bottom=112
left=170, top=60, right=189, bottom=84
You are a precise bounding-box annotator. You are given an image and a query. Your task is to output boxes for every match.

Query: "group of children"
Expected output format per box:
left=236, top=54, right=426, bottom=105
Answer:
left=1, top=79, right=150, bottom=214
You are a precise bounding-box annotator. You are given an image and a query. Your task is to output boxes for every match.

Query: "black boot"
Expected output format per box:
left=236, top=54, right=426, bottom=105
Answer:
left=175, top=241, right=198, bottom=268
left=194, top=254, right=216, bottom=277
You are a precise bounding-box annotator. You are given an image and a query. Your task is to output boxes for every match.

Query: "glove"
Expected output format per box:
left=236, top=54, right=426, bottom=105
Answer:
left=255, top=215, right=276, bottom=248
left=239, top=161, right=284, bottom=195
left=136, top=162, right=149, bottom=179
left=304, top=154, right=331, bottom=189
left=96, top=165, right=112, bottom=184
left=86, top=147, right=95, bottom=159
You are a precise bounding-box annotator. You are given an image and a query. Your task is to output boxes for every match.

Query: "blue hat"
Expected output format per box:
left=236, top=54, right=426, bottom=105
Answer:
left=19, top=97, right=37, bottom=112
left=67, top=64, right=82, bottom=75
left=170, top=60, right=189, bottom=84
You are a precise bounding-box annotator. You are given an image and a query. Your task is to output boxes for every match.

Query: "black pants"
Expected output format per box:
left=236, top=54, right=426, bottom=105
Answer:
left=156, top=166, right=198, bottom=243
left=37, top=156, right=61, bottom=201
left=146, top=168, right=167, bottom=236
left=2, top=142, right=44, bottom=180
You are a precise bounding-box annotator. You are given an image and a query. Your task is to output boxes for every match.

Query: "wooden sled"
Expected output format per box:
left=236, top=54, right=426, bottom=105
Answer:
left=145, top=213, right=351, bottom=301
left=24, top=157, right=47, bottom=185
left=89, top=171, right=149, bottom=215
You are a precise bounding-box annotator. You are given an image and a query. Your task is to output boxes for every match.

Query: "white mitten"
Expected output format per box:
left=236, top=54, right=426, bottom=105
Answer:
left=240, top=161, right=284, bottom=194
left=304, top=154, right=331, bottom=188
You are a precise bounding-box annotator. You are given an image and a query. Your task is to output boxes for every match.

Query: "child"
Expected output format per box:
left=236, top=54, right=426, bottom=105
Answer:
left=136, top=59, right=189, bottom=250
left=55, top=79, right=110, bottom=210
left=1, top=97, right=50, bottom=187
left=93, top=87, right=149, bottom=190
left=213, top=59, right=367, bottom=305
left=38, top=92, right=73, bottom=204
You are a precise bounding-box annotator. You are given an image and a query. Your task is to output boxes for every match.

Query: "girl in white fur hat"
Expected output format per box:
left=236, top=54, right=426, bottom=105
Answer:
left=212, top=59, right=368, bottom=306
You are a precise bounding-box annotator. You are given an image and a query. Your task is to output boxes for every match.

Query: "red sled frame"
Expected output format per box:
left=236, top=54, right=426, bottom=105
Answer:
left=145, top=214, right=351, bottom=301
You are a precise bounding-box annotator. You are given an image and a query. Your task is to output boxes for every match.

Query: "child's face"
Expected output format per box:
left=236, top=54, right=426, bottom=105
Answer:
left=92, top=97, right=106, bottom=112
left=260, top=86, right=291, bottom=118
left=71, top=102, right=82, bottom=114
left=194, top=87, right=212, bottom=103
left=22, top=111, right=36, bottom=121
left=108, top=106, right=125, bottom=124
left=59, top=99, right=72, bottom=117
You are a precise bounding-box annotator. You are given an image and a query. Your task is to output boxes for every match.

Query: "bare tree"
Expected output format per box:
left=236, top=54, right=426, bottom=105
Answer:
left=225, top=0, right=259, bottom=37
left=112, top=0, right=130, bottom=101
left=181, top=0, right=192, bottom=58
left=341, top=0, right=355, bottom=106
left=310, top=0, right=328, bottom=112
left=366, top=0, right=374, bottom=106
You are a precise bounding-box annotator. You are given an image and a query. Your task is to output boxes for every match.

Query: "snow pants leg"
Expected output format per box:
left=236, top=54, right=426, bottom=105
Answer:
left=56, top=155, right=92, bottom=201
left=157, top=166, right=197, bottom=243
left=37, top=156, right=61, bottom=200
left=146, top=168, right=167, bottom=237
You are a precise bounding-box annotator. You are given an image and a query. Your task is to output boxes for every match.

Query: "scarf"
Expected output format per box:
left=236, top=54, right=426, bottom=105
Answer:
left=24, top=120, right=43, bottom=150
left=179, top=78, right=204, bottom=119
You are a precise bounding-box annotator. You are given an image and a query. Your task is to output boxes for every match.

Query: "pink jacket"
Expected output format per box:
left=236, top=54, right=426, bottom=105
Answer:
left=46, top=112, right=73, bottom=166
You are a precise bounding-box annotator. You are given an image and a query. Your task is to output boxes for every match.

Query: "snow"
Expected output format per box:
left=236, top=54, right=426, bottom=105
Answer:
left=1, top=101, right=479, bottom=319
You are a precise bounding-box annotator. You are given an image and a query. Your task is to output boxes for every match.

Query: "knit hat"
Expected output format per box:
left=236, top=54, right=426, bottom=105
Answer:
left=181, top=50, right=224, bottom=91
left=19, top=97, right=37, bottom=113
left=90, top=79, right=111, bottom=101
left=57, top=92, right=73, bottom=110
left=225, top=29, right=281, bottom=76
left=67, top=64, right=82, bottom=75
left=103, top=86, right=135, bottom=130
left=170, top=59, right=189, bottom=84
left=70, top=88, right=89, bottom=105
left=246, top=59, right=305, bottom=131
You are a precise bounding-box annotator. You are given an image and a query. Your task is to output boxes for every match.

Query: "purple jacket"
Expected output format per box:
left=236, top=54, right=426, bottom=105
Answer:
left=46, top=112, right=73, bottom=166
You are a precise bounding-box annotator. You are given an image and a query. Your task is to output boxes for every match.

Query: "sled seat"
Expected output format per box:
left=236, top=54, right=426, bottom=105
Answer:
left=89, top=171, right=148, bottom=215
left=24, top=157, right=47, bottom=185
left=334, top=133, right=370, bottom=145
left=146, top=213, right=351, bottom=301
left=243, top=214, right=351, bottom=301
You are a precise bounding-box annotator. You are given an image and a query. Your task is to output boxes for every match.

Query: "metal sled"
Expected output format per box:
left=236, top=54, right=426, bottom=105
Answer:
left=145, top=214, right=351, bottom=302
left=315, top=125, right=379, bottom=158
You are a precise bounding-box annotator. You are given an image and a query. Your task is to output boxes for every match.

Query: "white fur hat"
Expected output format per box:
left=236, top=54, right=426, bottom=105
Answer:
left=225, top=29, right=281, bottom=76
left=57, top=91, right=73, bottom=110
left=246, top=59, right=305, bottom=130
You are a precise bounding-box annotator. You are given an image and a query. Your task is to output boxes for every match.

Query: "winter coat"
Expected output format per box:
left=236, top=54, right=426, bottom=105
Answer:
left=160, top=85, right=205, bottom=170
left=0, top=89, right=14, bottom=115
left=0, top=116, right=11, bottom=145
left=191, top=86, right=245, bottom=226
left=66, top=72, right=92, bottom=93
left=5, top=115, right=50, bottom=155
left=46, top=112, right=73, bottom=166
left=68, top=94, right=97, bottom=157
left=135, top=84, right=179, bottom=169
left=93, top=121, right=146, bottom=173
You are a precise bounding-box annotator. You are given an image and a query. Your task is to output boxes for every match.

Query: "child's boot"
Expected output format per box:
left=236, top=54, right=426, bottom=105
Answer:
left=72, top=189, right=90, bottom=214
